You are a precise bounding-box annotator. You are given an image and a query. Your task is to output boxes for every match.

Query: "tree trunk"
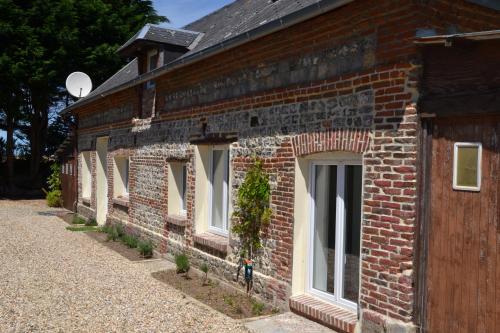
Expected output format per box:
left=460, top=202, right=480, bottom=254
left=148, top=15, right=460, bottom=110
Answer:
left=29, top=101, right=49, bottom=183
left=5, top=112, right=14, bottom=188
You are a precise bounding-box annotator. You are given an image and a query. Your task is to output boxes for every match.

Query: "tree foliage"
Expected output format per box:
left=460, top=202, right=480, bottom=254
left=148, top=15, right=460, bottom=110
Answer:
left=0, top=0, right=167, bottom=182
left=232, top=159, right=272, bottom=259
left=45, top=163, right=61, bottom=207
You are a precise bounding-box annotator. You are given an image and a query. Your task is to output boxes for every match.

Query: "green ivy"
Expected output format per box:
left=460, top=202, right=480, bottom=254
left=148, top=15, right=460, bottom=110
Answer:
left=47, top=163, right=61, bottom=192
left=46, top=163, right=62, bottom=207
left=232, top=159, right=272, bottom=259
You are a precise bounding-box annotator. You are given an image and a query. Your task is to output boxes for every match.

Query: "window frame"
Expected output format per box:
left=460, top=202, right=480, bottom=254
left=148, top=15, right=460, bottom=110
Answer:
left=168, top=162, right=188, bottom=216
left=113, top=156, right=130, bottom=198
left=307, top=158, right=362, bottom=312
left=208, top=146, right=230, bottom=236
left=81, top=151, right=92, bottom=199
left=146, top=49, right=158, bottom=89
left=181, top=164, right=187, bottom=215
left=452, top=142, right=482, bottom=192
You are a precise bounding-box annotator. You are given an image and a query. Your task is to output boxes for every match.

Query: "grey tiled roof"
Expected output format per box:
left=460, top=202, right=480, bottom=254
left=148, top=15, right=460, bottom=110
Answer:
left=71, top=0, right=326, bottom=108
left=183, top=0, right=318, bottom=55
left=83, top=58, right=138, bottom=100
left=117, top=24, right=200, bottom=54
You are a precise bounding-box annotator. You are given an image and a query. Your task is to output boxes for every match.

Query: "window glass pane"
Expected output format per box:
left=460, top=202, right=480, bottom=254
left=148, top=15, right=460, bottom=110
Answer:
left=182, top=165, right=187, bottom=211
left=343, top=165, right=362, bottom=303
left=211, top=150, right=226, bottom=230
left=456, top=146, right=479, bottom=187
left=312, top=165, right=337, bottom=295
left=124, top=160, right=129, bottom=193
left=149, top=54, right=158, bottom=71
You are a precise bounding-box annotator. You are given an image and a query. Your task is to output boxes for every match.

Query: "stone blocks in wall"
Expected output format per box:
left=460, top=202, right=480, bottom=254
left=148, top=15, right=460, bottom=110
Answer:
left=163, top=35, right=376, bottom=111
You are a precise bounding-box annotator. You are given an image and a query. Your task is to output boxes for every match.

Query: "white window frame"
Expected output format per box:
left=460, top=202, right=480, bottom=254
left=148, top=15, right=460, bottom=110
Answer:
left=307, top=158, right=362, bottom=312
left=124, top=159, right=130, bottom=195
left=453, top=142, right=482, bottom=192
left=146, top=49, right=158, bottom=89
left=168, top=162, right=188, bottom=216
left=81, top=151, right=92, bottom=199
left=113, top=156, right=130, bottom=198
left=181, top=164, right=187, bottom=215
left=208, top=146, right=230, bottom=236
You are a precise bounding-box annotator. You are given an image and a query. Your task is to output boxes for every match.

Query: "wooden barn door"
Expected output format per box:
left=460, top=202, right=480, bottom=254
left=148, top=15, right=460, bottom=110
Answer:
left=61, top=157, right=77, bottom=212
left=425, top=115, right=499, bottom=333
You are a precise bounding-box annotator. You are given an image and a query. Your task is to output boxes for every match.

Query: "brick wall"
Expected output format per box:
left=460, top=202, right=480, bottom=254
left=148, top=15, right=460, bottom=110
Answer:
left=73, top=0, right=500, bottom=331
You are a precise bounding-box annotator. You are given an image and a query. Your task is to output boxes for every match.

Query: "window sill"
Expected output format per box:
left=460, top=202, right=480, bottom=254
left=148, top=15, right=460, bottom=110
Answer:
left=193, top=232, right=228, bottom=255
left=289, top=294, right=357, bottom=333
left=82, top=197, right=91, bottom=206
left=113, top=196, right=130, bottom=208
left=165, top=214, right=188, bottom=227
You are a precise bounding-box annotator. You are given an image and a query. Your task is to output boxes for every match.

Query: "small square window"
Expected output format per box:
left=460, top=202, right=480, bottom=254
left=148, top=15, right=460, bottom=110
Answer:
left=168, top=162, right=187, bottom=216
left=113, top=156, right=130, bottom=198
left=453, top=142, right=482, bottom=191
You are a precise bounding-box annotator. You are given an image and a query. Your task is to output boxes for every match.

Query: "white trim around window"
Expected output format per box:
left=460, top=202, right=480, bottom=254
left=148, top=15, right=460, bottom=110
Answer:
left=307, top=158, right=362, bottom=312
left=208, top=146, right=230, bottom=236
left=453, top=142, right=482, bottom=192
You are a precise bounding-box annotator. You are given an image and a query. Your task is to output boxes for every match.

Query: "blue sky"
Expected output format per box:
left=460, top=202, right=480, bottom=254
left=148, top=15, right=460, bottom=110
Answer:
left=0, top=1, right=234, bottom=142
left=153, top=0, right=233, bottom=28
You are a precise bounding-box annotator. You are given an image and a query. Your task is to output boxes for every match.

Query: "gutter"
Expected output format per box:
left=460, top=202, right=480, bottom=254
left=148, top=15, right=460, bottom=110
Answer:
left=64, top=0, right=354, bottom=114
left=414, top=29, right=500, bottom=45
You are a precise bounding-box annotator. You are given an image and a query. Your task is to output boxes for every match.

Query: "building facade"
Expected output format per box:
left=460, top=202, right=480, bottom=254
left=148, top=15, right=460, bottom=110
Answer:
left=65, top=1, right=500, bottom=332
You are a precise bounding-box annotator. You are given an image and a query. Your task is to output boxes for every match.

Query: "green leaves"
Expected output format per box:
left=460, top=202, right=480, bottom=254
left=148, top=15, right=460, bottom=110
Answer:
left=231, top=159, right=272, bottom=259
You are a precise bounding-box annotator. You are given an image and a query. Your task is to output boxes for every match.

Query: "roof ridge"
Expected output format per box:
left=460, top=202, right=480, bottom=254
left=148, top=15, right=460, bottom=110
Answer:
left=146, top=23, right=200, bottom=35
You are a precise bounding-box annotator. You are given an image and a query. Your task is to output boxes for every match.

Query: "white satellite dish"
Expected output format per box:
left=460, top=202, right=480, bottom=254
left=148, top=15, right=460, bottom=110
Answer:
left=65, top=72, right=93, bottom=98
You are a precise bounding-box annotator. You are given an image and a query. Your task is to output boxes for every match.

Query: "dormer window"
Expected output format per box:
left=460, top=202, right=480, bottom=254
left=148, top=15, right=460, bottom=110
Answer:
left=146, top=49, right=159, bottom=89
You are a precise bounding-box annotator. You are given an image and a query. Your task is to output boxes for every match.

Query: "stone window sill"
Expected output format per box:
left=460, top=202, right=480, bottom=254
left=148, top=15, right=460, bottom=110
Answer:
left=82, top=197, right=91, bottom=206
left=289, top=295, right=357, bottom=333
left=166, top=214, right=188, bottom=227
left=113, top=196, right=130, bottom=208
left=193, top=232, right=228, bottom=254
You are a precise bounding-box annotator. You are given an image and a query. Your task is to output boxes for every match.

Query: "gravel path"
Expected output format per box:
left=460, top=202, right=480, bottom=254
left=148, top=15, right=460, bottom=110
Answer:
left=0, top=200, right=248, bottom=333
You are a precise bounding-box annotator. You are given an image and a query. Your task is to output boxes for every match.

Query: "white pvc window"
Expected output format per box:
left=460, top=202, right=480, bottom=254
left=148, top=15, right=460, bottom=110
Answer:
left=146, top=49, right=158, bottom=89
left=308, top=159, right=362, bottom=311
left=453, top=142, right=482, bottom=192
left=113, top=156, right=129, bottom=198
left=208, top=147, right=229, bottom=235
left=168, top=162, right=188, bottom=216
left=81, top=152, right=92, bottom=198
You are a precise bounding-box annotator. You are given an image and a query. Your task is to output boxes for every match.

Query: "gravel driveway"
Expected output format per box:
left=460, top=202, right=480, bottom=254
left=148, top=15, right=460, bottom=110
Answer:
left=0, top=200, right=248, bottom=333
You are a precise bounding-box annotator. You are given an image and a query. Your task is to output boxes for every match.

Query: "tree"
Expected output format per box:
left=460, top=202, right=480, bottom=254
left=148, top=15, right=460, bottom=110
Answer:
left=0, top=0, right=167, bottom=181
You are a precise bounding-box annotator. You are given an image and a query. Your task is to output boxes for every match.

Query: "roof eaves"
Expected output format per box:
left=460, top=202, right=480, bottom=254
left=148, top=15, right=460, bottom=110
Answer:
left=415, top=29, right=500, bottom=45
left=63, top=0, right=354, bottom=114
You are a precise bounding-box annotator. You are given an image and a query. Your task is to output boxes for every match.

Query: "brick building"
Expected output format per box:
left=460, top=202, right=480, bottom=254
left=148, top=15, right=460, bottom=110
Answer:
left=63, top=1, right=500, bottom=332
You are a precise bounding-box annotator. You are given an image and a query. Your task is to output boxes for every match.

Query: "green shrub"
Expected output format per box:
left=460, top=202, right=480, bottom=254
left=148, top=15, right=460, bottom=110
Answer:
left=72, top=215, right=86, bottom=225
left=85, top=218, right=98, bottom=226
left=175, top=253, right=190, bottom=274
left=106, top=226, right=120, bottom=241
left=138, top=239, right=154, bottom=258
left=122, top=234, right=138, bottom=248
left=223, top=295, right=235, bottom=307
left=100, top=225, right=112, bottom=234
left=115, top=224, right=125, bottom=237
left=251, top=300, right=265, bottom=316
left=46, top=190, right=62, bottom=207
left=46, top=163, right=62, bottom=207
left=200, top=262, right=209, bottom=284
